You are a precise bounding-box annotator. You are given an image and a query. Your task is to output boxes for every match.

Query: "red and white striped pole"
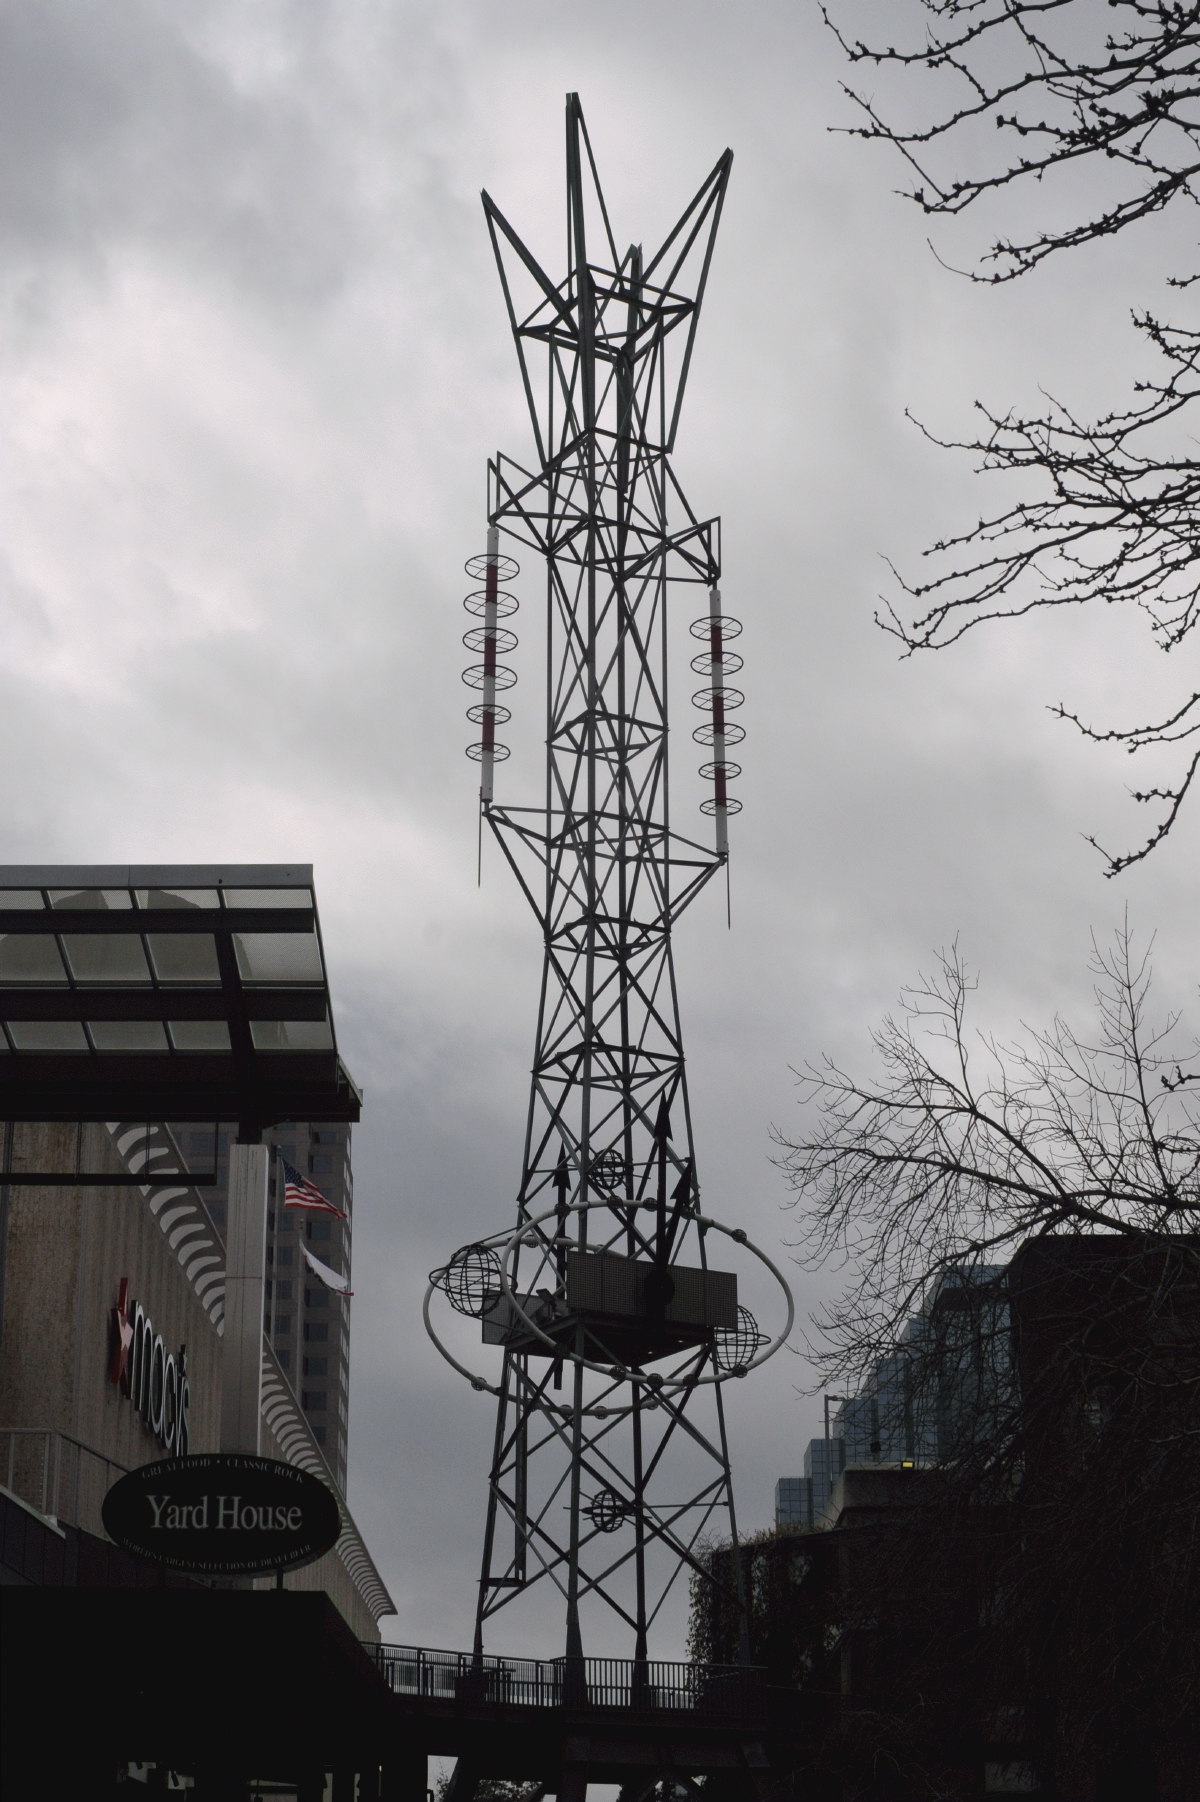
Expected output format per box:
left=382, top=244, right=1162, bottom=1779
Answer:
left=479, top=525, right=500, bottom=806
left=707, top=583, right=730, bottom=858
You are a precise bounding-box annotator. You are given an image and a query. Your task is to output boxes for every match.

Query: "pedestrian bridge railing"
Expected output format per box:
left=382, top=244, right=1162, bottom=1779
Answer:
left=367, top=1644, right=766, bottom=1720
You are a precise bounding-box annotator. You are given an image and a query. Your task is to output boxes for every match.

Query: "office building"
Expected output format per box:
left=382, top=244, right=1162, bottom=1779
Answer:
left=775, top=1269, right=1010, bottom=1531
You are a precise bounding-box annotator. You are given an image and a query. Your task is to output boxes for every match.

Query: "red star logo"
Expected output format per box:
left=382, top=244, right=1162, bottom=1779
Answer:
left=110, top=1277, right=133, bottom=1390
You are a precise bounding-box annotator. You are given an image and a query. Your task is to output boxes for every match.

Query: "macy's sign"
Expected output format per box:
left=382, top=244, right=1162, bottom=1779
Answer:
left=110, top=1278, right=191, bottom=1457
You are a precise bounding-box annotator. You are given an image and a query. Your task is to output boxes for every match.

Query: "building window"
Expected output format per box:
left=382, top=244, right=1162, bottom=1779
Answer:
left=276, top=1247, right=294, bottom=1266
left=306, top=1290, right=328, bottom=1310
left=275, top=1281, right=292, bottom=1301
left=309, top=1154, right=334, bottom=1174
left=277, top=1349, right=291, bottom=1369
left=312, top=1425, right=326, bottom=1445
left=274, top=1316, right=291, bottom=1336
left=304, top=1323, right=328, bottom=1342
left=311, top=1130, right=339, bottom=1146
left=303, top=1356, right=328, bottom=1377
left=303, top=1392, right=327, bottom=1412
left=306, top=1220, right=331, bottom=1243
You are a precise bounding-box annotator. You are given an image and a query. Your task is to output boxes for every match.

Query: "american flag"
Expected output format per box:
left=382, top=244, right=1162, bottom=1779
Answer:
left=280, top=1157, right=347, bottom=1219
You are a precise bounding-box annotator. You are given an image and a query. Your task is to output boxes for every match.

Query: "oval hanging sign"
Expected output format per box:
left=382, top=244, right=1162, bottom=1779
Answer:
left=101, top=1453, right=342, bottom=1577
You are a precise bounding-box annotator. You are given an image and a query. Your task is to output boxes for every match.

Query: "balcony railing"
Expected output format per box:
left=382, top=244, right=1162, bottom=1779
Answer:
left=0, top=1427, right=129, bottom=1535
left=368, top=1644, right=766, bottom=1719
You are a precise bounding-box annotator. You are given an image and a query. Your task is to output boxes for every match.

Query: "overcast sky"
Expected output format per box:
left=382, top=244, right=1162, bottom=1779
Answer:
left=2, top=0, right=1195, bottom=1660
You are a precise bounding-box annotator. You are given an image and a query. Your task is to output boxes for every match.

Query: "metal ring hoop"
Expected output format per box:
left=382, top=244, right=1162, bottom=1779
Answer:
left=689, top=616, right=742, bottom=641
left=424, top=1202, right=793, bottom=1397
left=465, top=553, right=519, bottom=582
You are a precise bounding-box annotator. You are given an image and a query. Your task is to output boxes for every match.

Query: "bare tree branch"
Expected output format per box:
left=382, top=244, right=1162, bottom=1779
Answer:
left=774, top=928, right=1200, bottom=1391
left=821, top=0, right=1200, bottom=281
left=823, top=1, right=1200, bottom=869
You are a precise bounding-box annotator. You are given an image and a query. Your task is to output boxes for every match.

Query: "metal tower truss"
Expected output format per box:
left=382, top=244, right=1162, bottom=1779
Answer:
left=428, top=94, right=791, bottom=1673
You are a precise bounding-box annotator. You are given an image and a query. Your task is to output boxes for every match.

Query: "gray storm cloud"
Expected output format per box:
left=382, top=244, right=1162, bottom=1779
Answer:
left=1, top=0, right=1194, bottom=1655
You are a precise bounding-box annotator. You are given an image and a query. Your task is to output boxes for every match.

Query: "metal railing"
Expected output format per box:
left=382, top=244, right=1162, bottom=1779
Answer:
left=0, top=1428, right=129, bottom=1534
left=368, top=1644, right=766, bottom=1719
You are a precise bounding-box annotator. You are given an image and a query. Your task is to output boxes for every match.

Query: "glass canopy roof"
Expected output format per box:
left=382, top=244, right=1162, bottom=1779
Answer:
left=0, top=865, right=361, bottom=1126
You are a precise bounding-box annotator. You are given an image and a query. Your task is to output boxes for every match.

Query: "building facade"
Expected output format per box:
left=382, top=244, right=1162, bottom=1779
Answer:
left=0, top=1116, right=390, bottom=1635
left=171, top=1120, right=354, bottom=1491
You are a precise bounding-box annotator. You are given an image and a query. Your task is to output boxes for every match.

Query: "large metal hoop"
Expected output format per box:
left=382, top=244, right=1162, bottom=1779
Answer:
left=423, top=1198, right=793, bottom=1399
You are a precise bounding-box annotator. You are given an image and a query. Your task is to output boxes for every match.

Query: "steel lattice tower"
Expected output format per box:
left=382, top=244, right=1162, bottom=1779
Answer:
left=428, top=95, right=790, bottom=1674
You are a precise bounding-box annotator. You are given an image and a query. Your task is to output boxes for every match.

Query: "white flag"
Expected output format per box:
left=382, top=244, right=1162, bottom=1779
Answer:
left=301, top=1241, right=354, bottom=1297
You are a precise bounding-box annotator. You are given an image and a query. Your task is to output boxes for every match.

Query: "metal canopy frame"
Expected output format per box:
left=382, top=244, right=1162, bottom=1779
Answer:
left=0, top=864, right=360, bottom=1133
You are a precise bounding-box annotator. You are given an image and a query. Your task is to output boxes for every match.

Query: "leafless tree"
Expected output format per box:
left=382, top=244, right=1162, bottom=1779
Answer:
left=767, top=928, right=1200, bottom=1790
left=777, top=925, right=1198, bottom=1371
left=823, top=0, right=1200, bottom=871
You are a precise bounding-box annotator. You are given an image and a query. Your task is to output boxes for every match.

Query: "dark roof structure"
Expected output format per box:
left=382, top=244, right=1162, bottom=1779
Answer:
left=0, top=865, right=360, bottom=1129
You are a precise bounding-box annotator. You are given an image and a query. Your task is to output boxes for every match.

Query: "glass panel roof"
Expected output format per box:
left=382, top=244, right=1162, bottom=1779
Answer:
left=234, top=932, right=324, bottom=984
left=50, top=889, right=133, bottom=910
left=136, top=888, right=221, bottom=909
left=147, top=934, right=221, bottom=983
left=0, top=863, right=358, bottom=1123
left=62, top=934, right=152, bottom=984
left=169, top=1020, right=232, bottom=1052
left=225, top=889, right=313, bottom=909
left=250, top=1018, right=334, bottom=1051
left=89, top=1021, right=169, bottom=1052
left=8, top=1021, right=89, bottom=1051
left=0, top=936, right=68, bottom=984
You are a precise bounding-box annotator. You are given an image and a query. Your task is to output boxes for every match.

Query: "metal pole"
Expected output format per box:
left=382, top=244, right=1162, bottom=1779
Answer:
left=564, top=1328, right=586, bottom=1663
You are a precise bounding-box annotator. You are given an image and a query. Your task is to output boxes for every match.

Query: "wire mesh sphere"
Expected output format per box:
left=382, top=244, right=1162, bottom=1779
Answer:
left=439, top=1243, right=502, bottom=1319
left=589, top=1147, right=626, bottom=1193
left=585, top=1487, right=627, bottom=1534
left=713, top=1304, right=764, bottom=1373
